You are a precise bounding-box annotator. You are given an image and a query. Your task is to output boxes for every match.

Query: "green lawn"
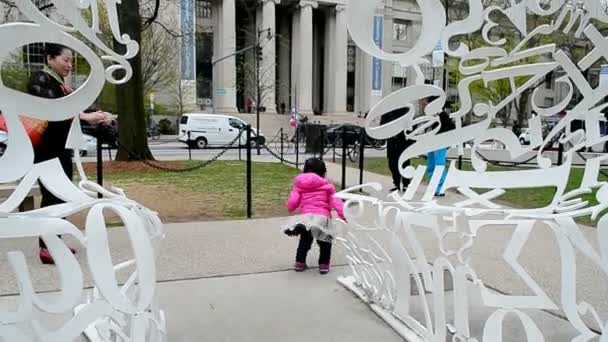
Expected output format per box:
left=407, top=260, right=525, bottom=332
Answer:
left=360, top=158, right=607, bottom=226
left=98, top=161, right=299, bottom=222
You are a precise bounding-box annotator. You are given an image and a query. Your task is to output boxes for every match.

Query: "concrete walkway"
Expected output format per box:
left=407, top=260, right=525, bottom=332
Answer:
left=0, top=218, right=401, bottom=341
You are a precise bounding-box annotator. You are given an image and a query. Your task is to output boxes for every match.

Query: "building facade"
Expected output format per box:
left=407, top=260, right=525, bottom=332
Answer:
left=184, top=0, right=427, bottom=116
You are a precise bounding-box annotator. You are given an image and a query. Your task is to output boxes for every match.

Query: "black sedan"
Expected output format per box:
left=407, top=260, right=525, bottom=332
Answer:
left=324, top=124, right=385, bottom=148
left=81, top=120, right=118, bottom=149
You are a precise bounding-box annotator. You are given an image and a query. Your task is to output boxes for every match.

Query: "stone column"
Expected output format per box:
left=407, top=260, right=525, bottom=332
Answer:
left=212, top=0, right=222, bottom=108
left=323, top=8, right=335, bottom=114
left=297, top=0, right=317, bottom=115
left=277, top=13, right=291, bottom=114
left=290, top=10, right=300, bottom=111
left=214, top=0, right=238, bottom=114
left=260, top=0, right=280, bottom=114
left=332, top=4, right=348, bottom=114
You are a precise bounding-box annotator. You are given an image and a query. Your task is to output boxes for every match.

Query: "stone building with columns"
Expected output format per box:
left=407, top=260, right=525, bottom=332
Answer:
left=182, top=0, right=426, bottom=116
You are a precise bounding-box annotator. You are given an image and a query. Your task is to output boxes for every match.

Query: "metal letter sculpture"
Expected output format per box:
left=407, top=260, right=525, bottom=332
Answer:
left=0, top=1, right=165, bottom=341
left=337, top=0, right=608, bottom=341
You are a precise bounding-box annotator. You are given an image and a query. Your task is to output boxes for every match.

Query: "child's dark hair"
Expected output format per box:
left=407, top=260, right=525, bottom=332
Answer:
left=303, top=158, right=327, bottom=177
left=44, top=43, right=69, bottom=60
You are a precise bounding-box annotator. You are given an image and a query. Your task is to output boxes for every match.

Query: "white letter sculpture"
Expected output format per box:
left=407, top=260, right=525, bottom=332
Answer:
left=0, top=1, right=165, bottom=341
left=337, top=0, right=608, bottom=341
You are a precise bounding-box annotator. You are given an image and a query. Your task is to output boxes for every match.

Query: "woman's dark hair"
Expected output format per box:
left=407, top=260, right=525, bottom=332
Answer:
left=303, top=158, right=327, bottom=177
left=44, top=43, right=69, bottom=60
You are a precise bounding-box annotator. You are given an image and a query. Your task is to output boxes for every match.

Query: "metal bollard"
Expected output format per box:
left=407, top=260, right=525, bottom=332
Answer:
left=187, top=131, right=192, bottom=161
left=280, top=127, right=284, bottom=164
left=295, top=126, right=300, bottom=169
left=341, top=127, right=347, bottom=190
left=458, top=143, right=464, bottom=170
left=96, top=126, right=103, bottom=199
left=246, top=125, right=252, bottom=218
left=359, top=128, right=365, bottom=186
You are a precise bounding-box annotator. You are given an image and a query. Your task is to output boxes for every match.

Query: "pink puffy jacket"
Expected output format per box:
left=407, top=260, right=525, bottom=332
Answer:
left=286, top=173, right=346, bottom=220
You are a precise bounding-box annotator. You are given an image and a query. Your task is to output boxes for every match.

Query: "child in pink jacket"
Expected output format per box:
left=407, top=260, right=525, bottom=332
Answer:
left=285, top=158, right=345, bottom=274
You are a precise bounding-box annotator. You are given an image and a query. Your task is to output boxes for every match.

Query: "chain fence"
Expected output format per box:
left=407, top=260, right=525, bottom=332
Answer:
left=145, top=133, right=189, bottom=146
left=261, top=143, right=298, bottom=167
left=114, top=129, right=245, bottom=173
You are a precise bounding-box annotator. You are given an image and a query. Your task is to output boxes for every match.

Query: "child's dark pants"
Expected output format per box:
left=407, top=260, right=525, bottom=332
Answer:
left=296, top=229, right=332, bottom=265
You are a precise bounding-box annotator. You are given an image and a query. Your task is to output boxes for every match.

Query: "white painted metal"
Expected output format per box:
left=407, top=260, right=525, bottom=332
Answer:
left=338, top=1, right=608, bottom=341
left=0, top=1, right=165, bottom=341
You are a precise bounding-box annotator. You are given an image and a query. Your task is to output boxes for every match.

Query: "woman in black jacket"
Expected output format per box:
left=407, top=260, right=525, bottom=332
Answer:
left=30, top=43, right=112, bottom=264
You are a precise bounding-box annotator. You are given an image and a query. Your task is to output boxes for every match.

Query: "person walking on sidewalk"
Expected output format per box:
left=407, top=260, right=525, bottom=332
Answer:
left=427, top=108, right=455, bottom=197
left=29, top=43, right=112, bottom=264
left=380, top=108, right=414, bottom=192
left=283, top=158, right=346, bottom=274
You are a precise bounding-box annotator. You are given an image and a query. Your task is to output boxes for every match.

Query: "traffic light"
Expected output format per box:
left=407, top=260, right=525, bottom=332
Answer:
left=256, top=45, right=263, bottom=61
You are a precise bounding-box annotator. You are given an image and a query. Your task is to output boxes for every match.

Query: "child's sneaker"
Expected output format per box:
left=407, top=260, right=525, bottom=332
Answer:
left=319, top=264, right=330, bottom=274
left=284, top=223, right=307, bottom=237
left=294, top=262, right=307, bottom=272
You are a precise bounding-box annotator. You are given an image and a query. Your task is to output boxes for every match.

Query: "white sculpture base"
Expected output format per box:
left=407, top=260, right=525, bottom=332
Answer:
left=338, top=276, right=425, bottom=342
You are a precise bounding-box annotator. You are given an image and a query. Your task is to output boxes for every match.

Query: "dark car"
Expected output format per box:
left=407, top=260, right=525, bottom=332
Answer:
left=0, top=130, right=6, bottom=157
left=82, top=120, right=118, bottom=148
left=325, top=124, right=384, bottom=148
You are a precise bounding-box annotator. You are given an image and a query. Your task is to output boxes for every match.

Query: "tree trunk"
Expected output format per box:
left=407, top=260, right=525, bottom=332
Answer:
left=114, top=0, right=153, bottom=161
left=517, top=89, right=531, bottom=126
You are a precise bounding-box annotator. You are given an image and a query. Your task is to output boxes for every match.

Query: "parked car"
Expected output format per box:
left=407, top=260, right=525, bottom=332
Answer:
left=325, top=124, right=384, bottom=148
left=178, top=113, right=265, bottom=149
left=0, top=130, right=7, bottom=157
left=77, top=134, right=97, bottom=157
left=0, top=130, right=97, bottom=158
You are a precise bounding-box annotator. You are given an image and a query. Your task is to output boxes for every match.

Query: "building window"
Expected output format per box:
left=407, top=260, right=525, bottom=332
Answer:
left=393, top=20, right=409, bottom=41
left=196, top=0, right=212, bottom=19
left=23, top=43, right=45, bottom=70
left=392, top=77, right=407, bottom=91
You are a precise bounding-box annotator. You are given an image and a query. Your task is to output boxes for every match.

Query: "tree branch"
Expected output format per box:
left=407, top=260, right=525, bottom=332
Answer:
left=142, top=0, right=160, bottom=30
left=150, top=20, right=182, bottom=38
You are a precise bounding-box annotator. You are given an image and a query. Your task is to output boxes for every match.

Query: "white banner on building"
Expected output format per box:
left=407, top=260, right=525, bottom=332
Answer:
left=432, top=41, right=444, bottom=67
left=371, top=16, right=383, bottom=97
left=601, top=64, right=608, bottom=87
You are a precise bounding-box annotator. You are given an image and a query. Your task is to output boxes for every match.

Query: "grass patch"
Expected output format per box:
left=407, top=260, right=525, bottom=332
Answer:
left=359, top=157, right=607, bottom=226
left=96, top=161, right=299, bottom=222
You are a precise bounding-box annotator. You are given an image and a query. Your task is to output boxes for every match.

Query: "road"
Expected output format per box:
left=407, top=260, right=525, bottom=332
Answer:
left=82, top=139, right=389, bottom=163
left=82, top=137, right=608, bottom=168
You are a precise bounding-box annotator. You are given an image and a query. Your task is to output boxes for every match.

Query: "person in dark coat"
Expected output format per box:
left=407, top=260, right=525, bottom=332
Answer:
left=30, top=43, right=112, bottom=264
left=380, top=108, right=414, bottom=192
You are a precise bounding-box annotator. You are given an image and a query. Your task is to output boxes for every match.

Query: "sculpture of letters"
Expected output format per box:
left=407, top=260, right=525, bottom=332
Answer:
left=0, top=0, right=165, bottom=341
left=337, top=0, right=608, bottom=341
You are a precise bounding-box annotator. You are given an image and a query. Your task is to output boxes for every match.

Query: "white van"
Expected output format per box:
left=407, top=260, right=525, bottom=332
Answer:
left=178, top=113, right=265, bottom=149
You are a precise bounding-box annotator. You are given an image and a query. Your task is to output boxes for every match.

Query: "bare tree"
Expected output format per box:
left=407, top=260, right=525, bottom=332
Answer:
left=140, top=23, right=179, bottom=95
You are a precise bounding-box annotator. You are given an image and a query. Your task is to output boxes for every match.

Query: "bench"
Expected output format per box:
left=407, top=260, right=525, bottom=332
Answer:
left=0, top=184, right=41, bottom=212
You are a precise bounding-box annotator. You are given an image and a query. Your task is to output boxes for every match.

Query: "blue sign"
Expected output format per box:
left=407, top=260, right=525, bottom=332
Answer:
left=181, top=0, right=195, bottom=80
left=372, top=16, right=383, bottom=97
